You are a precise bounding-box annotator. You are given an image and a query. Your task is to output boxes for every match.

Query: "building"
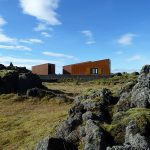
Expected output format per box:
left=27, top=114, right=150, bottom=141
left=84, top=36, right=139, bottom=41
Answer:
left=32, top=63, right=55, bottom=75
left=63, top=59, right=110, bottom=76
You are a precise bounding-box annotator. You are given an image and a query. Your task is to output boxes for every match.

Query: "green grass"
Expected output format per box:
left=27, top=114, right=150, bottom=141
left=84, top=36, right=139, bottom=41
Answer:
left=0, top=94, right=72, bottom=150
left=0, top=70, right=15, bottom=78
left=102, top=108, right=150, bottom=144
left=0, top=74, right=138, bottom=149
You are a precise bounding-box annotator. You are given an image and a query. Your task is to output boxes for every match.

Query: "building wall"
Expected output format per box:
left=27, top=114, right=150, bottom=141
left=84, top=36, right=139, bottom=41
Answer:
left=63, top=59, right=110, bottom=76
left=32, top=63, right=55, bottom=75
left=63, top=65, right=72, bottom=74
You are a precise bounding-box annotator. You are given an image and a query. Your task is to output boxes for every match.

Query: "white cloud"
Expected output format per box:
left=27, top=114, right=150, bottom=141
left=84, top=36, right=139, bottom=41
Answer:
left=41, top=32, right=51, bottom=37
left=81, top=30, right=96, bottom=45
left=0, top=32, right=16, bottom=43
left=116, top=51, right=123, bottom=55
left=0, top=16, right=7, bottom=27
left=34, top=23, right=53, bottom=31
left=43, top=51, right=78, bottom=59
left=20, top=38, right=43, bottom=44
left=127, top=54, right=142, bottom=62
left=118, top=33, right=136, bottom=46
left=0, top=45, right=32, bottom=51
left=20, top=0, right=61, bottom=26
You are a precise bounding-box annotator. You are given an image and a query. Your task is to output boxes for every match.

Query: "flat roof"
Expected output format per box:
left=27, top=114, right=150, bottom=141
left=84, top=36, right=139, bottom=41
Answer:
left=32, top=63, right=55, bottom=67
left=63, top=59, right=110, bottom=67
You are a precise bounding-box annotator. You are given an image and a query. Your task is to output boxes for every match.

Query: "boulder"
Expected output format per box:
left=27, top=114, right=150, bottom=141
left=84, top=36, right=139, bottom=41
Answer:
left=125, top=121, right=150, bottom=149
left=35, top=137, right=77, bottom=150
left=0, top=71, right=18, bottom=93
left=83, top=119, right=105, bottom=150
left=82, top=111, right=94, bottom=121
left=107, top=121, right=150, bottom=150
left=0, top=64, right=6, bottom=70
left=18, top=72, right=42, bottom=92
left=26, top=88, right=46, bottom=97
left=106, top=145, right=135, bottom=150
left=140, top=65, right=150, bottom=74
left=131, top=65, right=150, bottom=108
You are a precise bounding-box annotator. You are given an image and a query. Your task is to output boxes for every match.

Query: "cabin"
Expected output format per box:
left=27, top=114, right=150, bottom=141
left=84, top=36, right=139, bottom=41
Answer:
left=32, top=63, right=55, bottom=75
left=63, top=59, right=111, bottom=76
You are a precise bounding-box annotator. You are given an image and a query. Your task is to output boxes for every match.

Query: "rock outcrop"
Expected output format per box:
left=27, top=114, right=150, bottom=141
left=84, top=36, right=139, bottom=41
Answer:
left=131, top=65, right=150, bottom=108
left=37, top=88, right=113, bottom=150
left=18, top=72, right=42, bottom=93
left=35, top=65, right=150, bottom=150
left=0, top=64, right=42, bottom=94
left=116, top=65, right=150, bottom=112
left=107, top=121, right=150, bottom=150
left=0, top=71, right=19, bottom=93
left=35, top=137, right=78, bottom=150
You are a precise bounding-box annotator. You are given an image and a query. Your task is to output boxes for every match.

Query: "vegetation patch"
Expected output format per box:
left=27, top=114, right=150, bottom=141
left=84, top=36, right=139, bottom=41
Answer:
left=102, top=108, right=150, bottom=144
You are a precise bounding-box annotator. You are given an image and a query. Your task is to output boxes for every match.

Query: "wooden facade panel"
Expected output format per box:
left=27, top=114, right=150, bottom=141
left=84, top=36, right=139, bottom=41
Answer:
left=63, top=59, right=110, bottom=76
left=63, top=65, right=72, bottom=74
left=32, top=63, right=55, bottom=75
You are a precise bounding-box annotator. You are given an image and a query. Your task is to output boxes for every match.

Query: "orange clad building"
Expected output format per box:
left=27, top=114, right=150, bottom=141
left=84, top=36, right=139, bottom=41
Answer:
left=63, top=59, right=111, bottom=76
left=32, top=63, right=55, bottom=75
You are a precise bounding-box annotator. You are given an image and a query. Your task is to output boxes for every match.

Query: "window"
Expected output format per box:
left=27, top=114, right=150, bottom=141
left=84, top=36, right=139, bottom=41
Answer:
left=91, top=68, right=98, bottom=75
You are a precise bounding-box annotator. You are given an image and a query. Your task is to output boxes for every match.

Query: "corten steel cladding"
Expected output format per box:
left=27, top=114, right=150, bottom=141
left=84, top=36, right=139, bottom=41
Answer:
left=32, top=63, right=55, bottom=75
left=63, top=59, right=111, bottom=76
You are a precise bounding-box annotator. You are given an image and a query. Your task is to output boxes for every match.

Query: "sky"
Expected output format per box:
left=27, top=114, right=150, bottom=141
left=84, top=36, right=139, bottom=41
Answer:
left=0, top=0, right=150, bottom=73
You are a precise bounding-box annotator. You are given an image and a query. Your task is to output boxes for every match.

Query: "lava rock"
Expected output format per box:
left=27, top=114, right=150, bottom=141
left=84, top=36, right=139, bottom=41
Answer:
left=0, top=64, right=6, bottom=70
left=140, top=65, right=150, bottom=74
left=0, top=71, right=18, bottom=93
left=26, top=88, right=46, bottom=97
left=83, top=119, right=105, bottom=150
left=125, top=121, right=150, bottom=149
left=18, top=72, right=42, bottom=92
left=131, top=66, right=150, bottom=108
left=82, top=111, right=94, bottom=121
left=35, top=137, right=78, bottom=150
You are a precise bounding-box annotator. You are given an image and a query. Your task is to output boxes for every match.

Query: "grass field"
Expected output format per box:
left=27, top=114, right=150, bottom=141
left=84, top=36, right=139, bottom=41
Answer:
left=0, top=94, right=72, bottom=150
left=0, top=74, right=138, bottom=149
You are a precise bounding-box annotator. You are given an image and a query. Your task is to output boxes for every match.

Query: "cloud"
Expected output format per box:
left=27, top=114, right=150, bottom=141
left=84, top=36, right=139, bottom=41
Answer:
left=0, top=32, right=16, bottom=43
left=81, top=30, right=96, bottom=45
left=20, top=38, right=43, bottom=44
left=116, top=51, right=123, bottom=55
left=43, top=51, right=78, bottom=60
left=127, top=54, right=142, bottom=62
left=118, top=33, right=136, bottom=46
left=34, top=23, right=53, bottom=31
left=41, top=32, right=51, bottom=37
left=20, top=0, right=61, bottom=26
left=0, top=16, right=7, bottom=27
left=0, top=44, right=32, bottom=51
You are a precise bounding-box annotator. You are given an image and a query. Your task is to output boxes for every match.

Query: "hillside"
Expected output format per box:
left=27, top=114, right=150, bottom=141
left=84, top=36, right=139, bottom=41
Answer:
left=0, top=64, right=150, bottom=150
left=35, top=65, right=150, bottom=150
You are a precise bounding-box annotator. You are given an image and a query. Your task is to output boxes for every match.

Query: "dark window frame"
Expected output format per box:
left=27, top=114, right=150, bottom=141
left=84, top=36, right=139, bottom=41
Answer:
left=91, top=68, right=98, bottom=75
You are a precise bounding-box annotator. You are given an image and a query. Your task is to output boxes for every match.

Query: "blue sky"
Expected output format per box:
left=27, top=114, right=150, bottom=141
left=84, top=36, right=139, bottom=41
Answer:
left=0, top=0, right=150, bottom=73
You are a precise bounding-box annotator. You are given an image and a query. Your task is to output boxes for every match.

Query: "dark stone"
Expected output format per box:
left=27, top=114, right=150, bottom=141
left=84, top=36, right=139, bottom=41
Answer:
left=0, top=71, right=18, bottom=93
left=18, top=72, right=42, bottom=93
left=107, top=121, right=150, bottom=150
left=131, top=66, right=150, bottom=108
left=125, top=121, right=150, bottom=149
left=26, top=88, right=46, bottom=97
left=0, top=64, right=6, bottom=70
left=83, top=119, right=105, bottom=150
left=140, top=65, right=150, bottom=74
left=35, top=137, right=78, bottom=150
